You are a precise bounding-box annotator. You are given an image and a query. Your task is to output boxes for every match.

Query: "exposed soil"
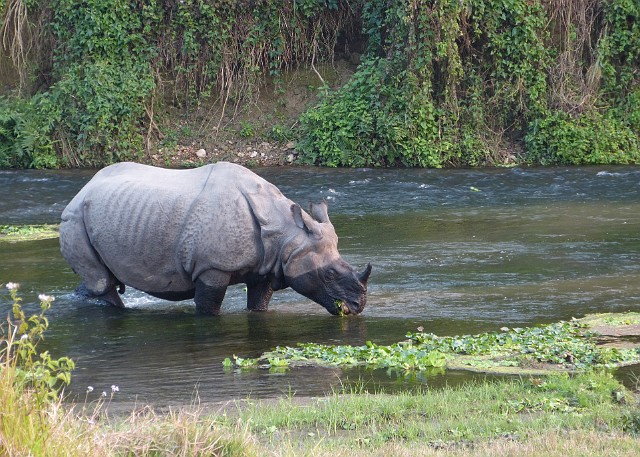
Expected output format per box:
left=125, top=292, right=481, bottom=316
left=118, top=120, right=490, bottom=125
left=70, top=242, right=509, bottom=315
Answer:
left=148, top=140, right=297, bottom=168
left=145, top=59, right=358, bottom=168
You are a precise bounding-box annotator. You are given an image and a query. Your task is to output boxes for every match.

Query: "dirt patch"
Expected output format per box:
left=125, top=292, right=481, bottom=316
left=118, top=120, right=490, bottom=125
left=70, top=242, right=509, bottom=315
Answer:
left=580, top=313, right=640, bottom=350
left=148, top=140, right=297, bottom=168
left=145, top=59, right=357, bottom=168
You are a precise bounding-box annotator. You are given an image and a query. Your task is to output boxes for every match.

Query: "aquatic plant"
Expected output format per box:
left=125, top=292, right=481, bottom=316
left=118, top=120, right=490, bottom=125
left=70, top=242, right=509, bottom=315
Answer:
left=226, top=339, right=447, bottom=372
left=228, top=318, right=640, bottom=373
left=408, top=320, right=640, bottom=370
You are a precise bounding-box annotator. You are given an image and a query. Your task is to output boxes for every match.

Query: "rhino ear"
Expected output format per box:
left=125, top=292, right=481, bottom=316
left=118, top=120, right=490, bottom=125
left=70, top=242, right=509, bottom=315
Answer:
left=309, top=201, right=330, bottom=224
left=291, top=204, right=311, bottom=234
left=292, top=204, right=323, bottom=237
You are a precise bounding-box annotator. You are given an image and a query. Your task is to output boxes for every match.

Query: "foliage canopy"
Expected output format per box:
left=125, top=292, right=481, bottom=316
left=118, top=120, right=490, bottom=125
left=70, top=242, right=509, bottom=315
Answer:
left=0, top=0, right=639, bottom=168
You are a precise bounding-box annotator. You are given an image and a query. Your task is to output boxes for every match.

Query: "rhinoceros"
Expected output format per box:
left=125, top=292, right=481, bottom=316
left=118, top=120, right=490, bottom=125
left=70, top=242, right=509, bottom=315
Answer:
left=59, top=162, right=371, bottom=315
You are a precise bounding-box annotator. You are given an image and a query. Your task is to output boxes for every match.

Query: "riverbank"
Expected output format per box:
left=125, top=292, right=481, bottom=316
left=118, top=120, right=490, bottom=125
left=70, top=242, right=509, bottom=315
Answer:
left=145, top=138, right=298, bottom=169
left=2, top=285, right=640, bottom=455
left=4, top=370, right=640, bottom=456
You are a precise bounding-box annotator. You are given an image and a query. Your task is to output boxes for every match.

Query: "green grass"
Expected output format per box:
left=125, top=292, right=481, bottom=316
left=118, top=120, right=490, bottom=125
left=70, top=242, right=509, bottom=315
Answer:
left=223, top=372, right=640, bottom=455
left=580, top=312, right=640, bottom=327
left=0, top=224, right=59, bottom=242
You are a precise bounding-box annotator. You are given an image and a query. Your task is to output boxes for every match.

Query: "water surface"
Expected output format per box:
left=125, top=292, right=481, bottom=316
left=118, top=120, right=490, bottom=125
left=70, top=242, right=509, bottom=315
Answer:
left=1, top=166, right=639, bottom=405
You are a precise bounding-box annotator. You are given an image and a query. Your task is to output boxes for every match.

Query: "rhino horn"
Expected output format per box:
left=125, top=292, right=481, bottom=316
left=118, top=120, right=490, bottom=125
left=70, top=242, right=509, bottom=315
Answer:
left=359, top=263, right=372, bottom=285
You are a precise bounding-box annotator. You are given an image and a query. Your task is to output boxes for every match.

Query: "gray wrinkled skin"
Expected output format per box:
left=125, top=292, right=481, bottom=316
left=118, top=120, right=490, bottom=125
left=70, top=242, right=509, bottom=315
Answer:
left=59, top=162, right=371, bottom=315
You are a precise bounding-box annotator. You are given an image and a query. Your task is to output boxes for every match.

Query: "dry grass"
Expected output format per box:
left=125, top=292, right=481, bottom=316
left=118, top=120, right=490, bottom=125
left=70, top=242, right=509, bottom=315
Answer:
left=544, top=0, right=603, bottom=115
left=293, top=431, right=640, bottom=457
left=0, top=0, right=30, bottom=90
left=0, top=398, right=257, bottom=457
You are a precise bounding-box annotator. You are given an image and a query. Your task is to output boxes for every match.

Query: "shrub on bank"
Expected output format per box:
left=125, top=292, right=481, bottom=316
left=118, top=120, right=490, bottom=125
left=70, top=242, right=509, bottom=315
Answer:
left=298, top=0, right=640, bottom=167
left=0, top=1, right=639, bottom=168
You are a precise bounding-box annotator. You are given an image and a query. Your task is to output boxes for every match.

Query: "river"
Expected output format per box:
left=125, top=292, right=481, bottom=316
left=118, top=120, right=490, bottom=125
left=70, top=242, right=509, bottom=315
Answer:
left=1, top=165, right=639, bottom=406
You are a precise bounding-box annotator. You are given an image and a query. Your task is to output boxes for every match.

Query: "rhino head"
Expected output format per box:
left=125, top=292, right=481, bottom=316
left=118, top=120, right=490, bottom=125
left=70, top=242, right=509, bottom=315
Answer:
left=283, top=202, right=372, bottom=315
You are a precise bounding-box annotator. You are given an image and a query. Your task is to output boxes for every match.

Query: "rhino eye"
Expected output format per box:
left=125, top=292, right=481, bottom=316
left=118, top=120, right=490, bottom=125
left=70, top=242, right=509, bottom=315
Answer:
left=325, top=268, right=338, bottom=280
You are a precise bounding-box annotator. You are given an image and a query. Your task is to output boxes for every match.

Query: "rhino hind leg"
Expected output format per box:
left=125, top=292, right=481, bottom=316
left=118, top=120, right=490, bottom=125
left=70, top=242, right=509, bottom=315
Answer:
left=74, top=281, right=125, bottom=308
left=60, top=218, right=125, bottom=309
left=97, top=283, right=126, bottom=308
left=246, top=277, right=273, bottom=312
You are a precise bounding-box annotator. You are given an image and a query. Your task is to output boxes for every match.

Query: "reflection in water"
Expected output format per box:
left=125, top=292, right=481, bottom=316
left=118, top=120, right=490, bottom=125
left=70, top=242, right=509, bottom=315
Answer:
left=1, top=166, right=639, bottom=405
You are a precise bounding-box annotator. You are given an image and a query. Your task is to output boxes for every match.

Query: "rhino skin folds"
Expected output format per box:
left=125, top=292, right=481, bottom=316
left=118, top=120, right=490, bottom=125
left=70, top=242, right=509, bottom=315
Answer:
left=60, top=162, right=371, bottom=315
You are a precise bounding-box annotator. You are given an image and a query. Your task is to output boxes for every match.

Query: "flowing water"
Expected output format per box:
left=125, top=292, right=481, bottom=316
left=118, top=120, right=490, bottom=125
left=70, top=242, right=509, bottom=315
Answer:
left=1, top=165, right=639, bottom=406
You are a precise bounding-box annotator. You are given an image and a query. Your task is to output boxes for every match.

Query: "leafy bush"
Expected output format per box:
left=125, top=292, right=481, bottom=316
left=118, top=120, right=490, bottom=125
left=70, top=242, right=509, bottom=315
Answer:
left=525, top=110, right=639, bottom=165
left=0, top=97, right=58, bottom=168
left=1, top=0, right=354, bottom=167
left=298, top=0, right=549, bottom=167
left=39, top=60, right=154, bottom=166
left=1, top=0, right=640, bottom=168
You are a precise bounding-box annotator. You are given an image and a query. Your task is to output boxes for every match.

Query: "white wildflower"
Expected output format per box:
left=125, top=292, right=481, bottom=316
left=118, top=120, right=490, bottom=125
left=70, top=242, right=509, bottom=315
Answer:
left=6, top=282, right=18, bottom=290
left=20, top=334, right=28, bottom=341
left=102, top=391, right=107, bottom=397
left=38, top=294, right=55, bottom=302
left=111, top=385, right=119, bottom=393
left=87, top=386, right=94, bottom=392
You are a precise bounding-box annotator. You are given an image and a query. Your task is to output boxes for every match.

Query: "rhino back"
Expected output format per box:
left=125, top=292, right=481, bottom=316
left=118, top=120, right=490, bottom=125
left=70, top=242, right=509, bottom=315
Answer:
left=70, top=162, right=275, bottom=292
left=80, top=165, right=213, bottom=291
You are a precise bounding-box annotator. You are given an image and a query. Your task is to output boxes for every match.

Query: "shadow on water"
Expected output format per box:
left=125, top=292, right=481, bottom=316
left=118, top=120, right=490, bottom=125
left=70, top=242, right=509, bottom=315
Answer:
left=1, top=166, right=639, bottom=405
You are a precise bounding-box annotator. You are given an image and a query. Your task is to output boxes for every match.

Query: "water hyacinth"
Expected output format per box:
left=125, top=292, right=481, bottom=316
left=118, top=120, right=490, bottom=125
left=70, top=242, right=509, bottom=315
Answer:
left=226, top=319, right=640, bottom=373
left=227, top=340, right=447, bottom=372
left=406, top=320, right=640, bottom=369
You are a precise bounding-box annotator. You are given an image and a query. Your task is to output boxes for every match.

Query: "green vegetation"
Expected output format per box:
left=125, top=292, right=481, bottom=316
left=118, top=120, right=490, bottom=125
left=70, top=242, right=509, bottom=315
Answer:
left=0, top=224, right=59, bottom=242
left=0, top=283, right=75, bottom=454
left=0, top=0, right=352, bottom=168
left=1, top=284, right=640, bottom=455
left=229, top=316, right=640, bottom=375
left=1, top=1, right=639, bottom=168
left=228, top=372, right=640, bottom=455
left=298, top=0, right=640, bottom=167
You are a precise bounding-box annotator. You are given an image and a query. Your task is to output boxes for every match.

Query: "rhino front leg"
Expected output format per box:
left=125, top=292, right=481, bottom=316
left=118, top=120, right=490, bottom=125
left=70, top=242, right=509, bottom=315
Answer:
left=194, top=270, right=231, bottom=315
left=246, top=276, right=273, bottom=312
